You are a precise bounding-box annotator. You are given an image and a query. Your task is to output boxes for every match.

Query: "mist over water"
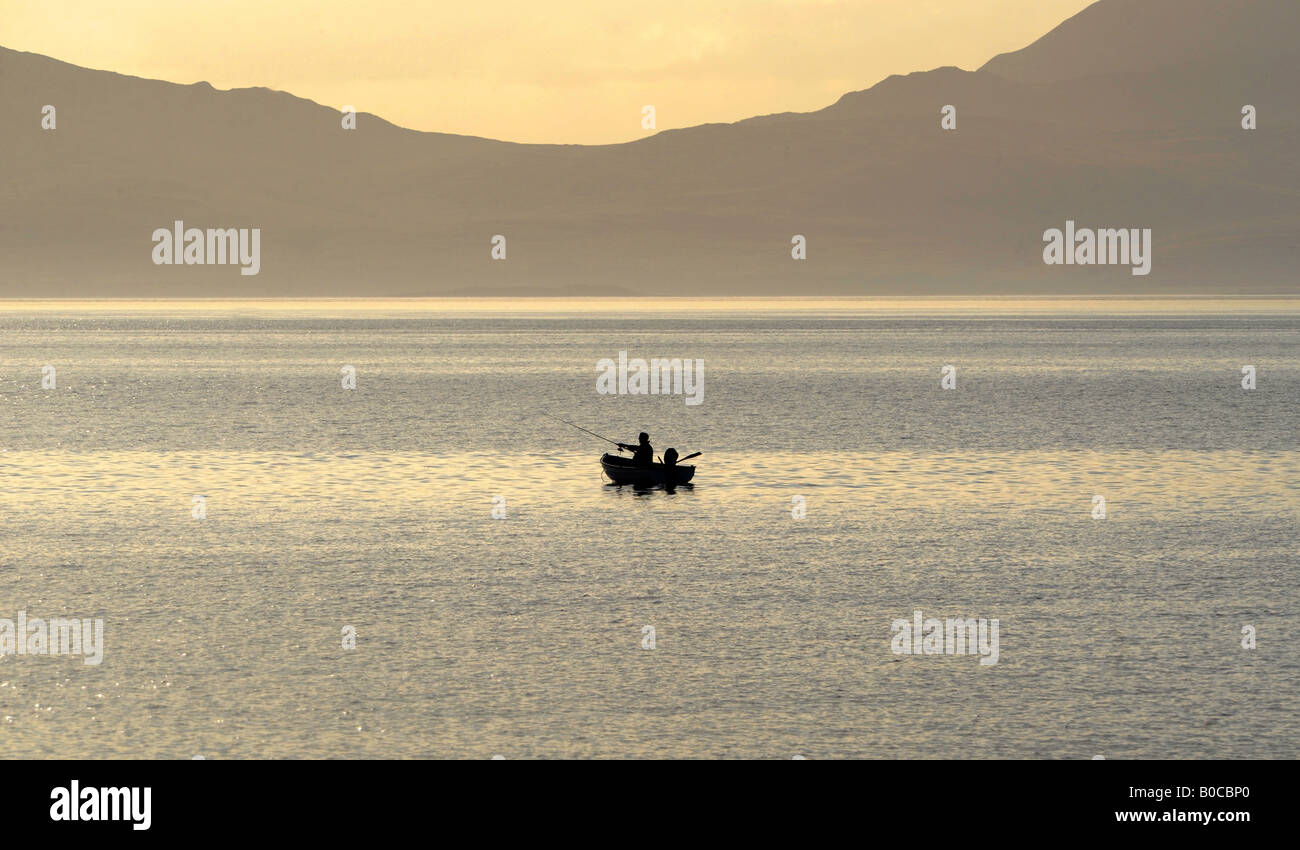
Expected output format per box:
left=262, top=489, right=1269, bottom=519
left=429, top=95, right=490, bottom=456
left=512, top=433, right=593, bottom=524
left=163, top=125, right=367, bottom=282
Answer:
left=1, top=299, right=1296, bottom=758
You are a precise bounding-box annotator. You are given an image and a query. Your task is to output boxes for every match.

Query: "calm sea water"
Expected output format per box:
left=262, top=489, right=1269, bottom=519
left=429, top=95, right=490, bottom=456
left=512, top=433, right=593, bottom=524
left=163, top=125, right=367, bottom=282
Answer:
left=1, top=298, right=1297, bottom=759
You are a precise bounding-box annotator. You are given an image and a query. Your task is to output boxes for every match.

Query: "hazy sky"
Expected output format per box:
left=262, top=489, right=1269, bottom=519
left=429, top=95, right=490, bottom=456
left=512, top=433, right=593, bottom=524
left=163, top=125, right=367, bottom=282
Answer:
left=3, top=0, right=1094, bottom=144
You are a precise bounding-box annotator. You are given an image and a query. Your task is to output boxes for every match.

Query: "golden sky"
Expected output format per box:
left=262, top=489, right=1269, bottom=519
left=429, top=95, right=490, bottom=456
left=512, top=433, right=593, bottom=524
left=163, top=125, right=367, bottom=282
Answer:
left=3, top=0, right=1095, bottom=144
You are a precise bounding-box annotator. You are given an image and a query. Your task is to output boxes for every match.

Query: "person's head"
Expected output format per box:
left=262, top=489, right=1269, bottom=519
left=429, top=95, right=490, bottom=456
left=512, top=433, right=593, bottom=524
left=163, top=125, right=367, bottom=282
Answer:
left=638, top=432, right=649, bottom=444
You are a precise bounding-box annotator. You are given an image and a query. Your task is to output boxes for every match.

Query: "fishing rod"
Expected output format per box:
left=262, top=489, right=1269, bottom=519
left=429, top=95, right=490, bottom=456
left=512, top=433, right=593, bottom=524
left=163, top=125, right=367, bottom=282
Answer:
left=547, top=413, right=703, bottom=462
left=545, top=414, right=623, bottom=448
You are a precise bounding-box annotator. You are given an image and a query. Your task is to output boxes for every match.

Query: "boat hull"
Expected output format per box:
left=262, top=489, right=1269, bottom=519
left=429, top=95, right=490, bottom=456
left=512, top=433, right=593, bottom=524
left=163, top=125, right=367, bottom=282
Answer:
left=600, top=453, right=695, bottom=486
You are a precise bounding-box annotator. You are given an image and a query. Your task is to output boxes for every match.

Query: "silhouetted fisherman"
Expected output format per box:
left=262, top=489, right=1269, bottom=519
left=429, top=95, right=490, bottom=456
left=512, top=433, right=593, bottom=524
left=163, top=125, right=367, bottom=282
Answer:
left=617, top=432, right=654, bottom=467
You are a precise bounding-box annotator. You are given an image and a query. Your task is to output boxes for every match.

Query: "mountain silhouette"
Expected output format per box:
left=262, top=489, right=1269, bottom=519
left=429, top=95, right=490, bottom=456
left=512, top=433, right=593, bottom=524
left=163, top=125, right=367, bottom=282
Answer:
left=1, top=0, right=1296, bottom=296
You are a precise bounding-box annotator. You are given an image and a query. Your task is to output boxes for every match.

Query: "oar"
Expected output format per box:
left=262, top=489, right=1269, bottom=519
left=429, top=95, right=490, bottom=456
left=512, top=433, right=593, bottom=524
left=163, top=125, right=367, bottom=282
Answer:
left=675, top=452, right=702, bottom=462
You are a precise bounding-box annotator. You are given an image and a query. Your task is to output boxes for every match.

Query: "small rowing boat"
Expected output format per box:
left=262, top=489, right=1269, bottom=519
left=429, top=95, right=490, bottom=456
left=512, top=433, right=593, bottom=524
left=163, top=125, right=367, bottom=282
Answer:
left=600, top=453, right=695, bottom=486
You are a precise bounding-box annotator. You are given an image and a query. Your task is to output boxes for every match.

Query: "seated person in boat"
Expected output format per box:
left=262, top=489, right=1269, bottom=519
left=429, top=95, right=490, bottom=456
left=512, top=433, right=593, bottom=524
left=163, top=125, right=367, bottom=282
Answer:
left=617, top=432, right=654, bottom=467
